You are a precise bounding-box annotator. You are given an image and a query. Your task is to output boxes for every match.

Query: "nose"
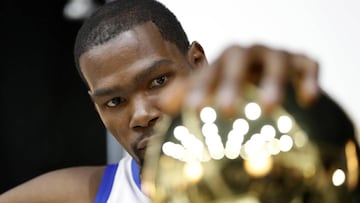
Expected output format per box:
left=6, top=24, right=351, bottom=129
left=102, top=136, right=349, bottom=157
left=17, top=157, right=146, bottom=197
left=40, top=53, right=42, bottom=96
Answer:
left=129, top=95, right=160, bottom=130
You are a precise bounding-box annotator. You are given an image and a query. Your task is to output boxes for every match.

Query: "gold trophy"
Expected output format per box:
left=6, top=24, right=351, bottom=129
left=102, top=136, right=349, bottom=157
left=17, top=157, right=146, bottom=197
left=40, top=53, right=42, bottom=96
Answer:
left=142, top=87, right=360, bottom=203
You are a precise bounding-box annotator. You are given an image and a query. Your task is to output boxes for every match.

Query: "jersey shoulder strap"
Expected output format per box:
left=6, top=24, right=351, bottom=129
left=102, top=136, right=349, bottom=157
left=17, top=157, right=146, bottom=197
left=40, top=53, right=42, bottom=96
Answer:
left=93, top=163, right=119, bottom=203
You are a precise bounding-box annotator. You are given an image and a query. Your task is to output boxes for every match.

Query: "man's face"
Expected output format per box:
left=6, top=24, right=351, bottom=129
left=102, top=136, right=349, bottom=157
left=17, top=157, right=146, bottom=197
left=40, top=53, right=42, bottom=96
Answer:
left=79, top=22, right=192, bottom=166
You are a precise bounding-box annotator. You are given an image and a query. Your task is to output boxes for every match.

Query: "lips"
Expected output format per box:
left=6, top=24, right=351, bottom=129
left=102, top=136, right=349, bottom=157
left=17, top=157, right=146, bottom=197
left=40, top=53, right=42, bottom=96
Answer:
left=136, top=134, right=154, bottom=164
left=136, top=130, right=155, bottom=153
left=137, top=136, right=151, bottom=151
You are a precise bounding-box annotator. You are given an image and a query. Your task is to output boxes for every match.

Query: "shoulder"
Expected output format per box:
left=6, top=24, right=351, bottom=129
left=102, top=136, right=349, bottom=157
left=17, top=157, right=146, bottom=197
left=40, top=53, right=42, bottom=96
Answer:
left=0, top=166, right=106, bottom=203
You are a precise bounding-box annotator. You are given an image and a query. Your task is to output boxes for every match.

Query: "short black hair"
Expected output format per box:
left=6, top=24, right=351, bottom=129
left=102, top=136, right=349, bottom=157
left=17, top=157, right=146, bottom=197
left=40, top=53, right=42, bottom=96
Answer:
left=74, top=0, right=190, bottom=83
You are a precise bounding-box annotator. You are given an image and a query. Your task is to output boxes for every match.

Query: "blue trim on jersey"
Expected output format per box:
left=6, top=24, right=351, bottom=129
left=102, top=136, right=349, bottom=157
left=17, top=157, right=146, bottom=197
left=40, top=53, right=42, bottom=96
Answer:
left=94, top=163, right=119, bottom=203
left=131, top=159, right=141, bottom=190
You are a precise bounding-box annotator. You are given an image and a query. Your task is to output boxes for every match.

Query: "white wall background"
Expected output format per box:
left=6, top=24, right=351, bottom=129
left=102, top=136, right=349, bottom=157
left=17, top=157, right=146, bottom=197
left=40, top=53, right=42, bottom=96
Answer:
left=159, top=0, right=360, bottom=128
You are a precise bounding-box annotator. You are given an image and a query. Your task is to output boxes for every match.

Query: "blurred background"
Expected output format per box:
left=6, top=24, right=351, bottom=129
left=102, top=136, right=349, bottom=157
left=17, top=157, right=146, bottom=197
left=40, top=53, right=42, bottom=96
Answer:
left=0, top=0, right=106, bottom=193
left=160, top=0, right=360, bottom=127
left=1, top=0, right=359, bottom=194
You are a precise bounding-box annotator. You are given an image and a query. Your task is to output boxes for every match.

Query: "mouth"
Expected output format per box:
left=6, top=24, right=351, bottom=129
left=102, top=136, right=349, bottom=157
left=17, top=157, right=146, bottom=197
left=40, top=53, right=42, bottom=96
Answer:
left=135, top=130, right=155, bottom=161
left=137, top=137, right=150, bottom=151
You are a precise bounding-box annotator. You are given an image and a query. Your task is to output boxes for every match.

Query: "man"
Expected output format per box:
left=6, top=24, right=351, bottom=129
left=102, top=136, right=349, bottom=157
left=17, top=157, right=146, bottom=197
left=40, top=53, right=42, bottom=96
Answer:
left=0, top=0, right=321, bottom=202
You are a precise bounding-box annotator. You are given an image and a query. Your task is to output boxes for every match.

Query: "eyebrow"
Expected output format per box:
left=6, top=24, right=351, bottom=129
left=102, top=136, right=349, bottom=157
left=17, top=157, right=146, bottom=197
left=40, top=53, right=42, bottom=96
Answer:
left=134, top=59, right=172, bottom=83
left=90, top=59, right=172, bottom=99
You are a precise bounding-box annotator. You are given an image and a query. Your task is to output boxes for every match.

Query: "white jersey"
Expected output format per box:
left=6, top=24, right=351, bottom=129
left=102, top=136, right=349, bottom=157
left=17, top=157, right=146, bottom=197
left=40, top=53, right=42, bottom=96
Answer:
left=94, top=154, right=151, bottom=203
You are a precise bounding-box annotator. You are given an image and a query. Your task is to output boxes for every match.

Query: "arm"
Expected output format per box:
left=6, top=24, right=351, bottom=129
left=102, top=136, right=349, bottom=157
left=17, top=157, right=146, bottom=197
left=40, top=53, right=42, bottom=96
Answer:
left=0, top=166, right=105, bottom=203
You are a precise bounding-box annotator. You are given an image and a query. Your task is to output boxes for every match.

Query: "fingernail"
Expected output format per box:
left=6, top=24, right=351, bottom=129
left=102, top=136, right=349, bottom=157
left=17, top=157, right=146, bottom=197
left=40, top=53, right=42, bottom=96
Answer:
left=216, top=87, right=237, bottom=117
left=303, top=78, right=320, bottom=104
left=186, top=90, right=205, bottom=109
left=261, top=82, right=280, bottom=111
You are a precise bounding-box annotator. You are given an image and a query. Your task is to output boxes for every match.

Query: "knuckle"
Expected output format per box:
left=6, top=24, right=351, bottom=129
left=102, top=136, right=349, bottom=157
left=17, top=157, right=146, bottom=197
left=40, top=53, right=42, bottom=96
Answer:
left=292, top=53, right=318, bottom=70
left=222, top=45, right=244, bottom=56
left=249, top=44, right=268, bottom=51
left=218, top=45, right=246, bottom=63
left=267, top=50, right=288, bottom=61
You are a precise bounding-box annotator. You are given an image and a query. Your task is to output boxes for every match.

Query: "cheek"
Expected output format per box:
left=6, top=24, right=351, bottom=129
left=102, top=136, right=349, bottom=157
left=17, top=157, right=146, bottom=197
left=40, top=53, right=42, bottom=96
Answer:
left=101, top=112, right=134, bottom=150
left=103, top=114, right=126, bottom=131
left=96, top=109, right=129, bottom=136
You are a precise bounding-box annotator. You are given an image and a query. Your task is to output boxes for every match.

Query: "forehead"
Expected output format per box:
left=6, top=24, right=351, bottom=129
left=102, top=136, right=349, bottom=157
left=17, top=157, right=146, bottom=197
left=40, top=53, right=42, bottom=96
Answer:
left=79, top=22, right=185, bottom=91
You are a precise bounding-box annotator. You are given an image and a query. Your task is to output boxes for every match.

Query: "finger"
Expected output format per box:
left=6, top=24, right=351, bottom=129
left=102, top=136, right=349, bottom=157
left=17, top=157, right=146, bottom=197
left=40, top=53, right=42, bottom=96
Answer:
left=214, top=46, right=249, bottom=117
left=251, top=46, right=288, bottom=112
left=291, top=54, right=320, bottom=106
left=185, top=62, right=219, bottom=111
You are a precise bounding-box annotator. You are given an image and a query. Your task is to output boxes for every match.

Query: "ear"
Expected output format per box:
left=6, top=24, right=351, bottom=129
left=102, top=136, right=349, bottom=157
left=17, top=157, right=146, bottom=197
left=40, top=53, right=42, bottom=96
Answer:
left=187, top=41, right=208, bottom=70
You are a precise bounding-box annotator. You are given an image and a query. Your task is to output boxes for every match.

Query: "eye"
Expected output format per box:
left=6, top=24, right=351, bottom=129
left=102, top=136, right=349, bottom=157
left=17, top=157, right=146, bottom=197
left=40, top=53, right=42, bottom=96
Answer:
left=105, top=97, right=126, bottom=108
left=150, top=75, right=169, bottom=88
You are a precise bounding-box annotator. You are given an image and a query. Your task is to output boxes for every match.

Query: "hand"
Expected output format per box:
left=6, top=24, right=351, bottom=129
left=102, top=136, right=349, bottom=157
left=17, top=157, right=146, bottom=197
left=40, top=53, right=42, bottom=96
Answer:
left=162, top=44, right=320, bottom=117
